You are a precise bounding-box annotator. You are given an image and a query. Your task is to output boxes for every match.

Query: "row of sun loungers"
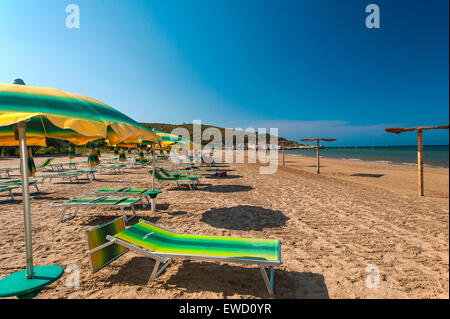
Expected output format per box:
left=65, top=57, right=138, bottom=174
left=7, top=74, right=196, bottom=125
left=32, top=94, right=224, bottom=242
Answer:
left=2, top=157, right=282, bottom=296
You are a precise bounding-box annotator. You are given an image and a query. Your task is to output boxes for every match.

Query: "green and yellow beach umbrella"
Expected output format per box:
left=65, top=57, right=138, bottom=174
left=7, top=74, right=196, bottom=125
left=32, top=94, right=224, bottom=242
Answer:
left=152, top=129, right=204, bottom=151
left=138, top=144, right=145, bottom=160
left=0, top=80, right=159, bottom=298
left=0, top=86, right=159, bottom=146
left=26, top=147, right=36, bottom=177
left=68, top=142, right=75, bottom=161
left=118, top=147, right=126, bottom=162
left=87, top=141, right=100, bottom=167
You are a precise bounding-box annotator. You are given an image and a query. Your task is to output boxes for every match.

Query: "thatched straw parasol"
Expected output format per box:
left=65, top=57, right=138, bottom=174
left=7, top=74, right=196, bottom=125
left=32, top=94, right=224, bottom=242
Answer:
left=300, top=138, right=336, bottom=174
left=385, top=125, right=449, bottom=196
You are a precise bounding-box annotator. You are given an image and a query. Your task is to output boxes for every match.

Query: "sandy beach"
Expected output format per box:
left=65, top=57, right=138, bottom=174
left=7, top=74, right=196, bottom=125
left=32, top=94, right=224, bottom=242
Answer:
left=0, top=153, right=448, bottom=299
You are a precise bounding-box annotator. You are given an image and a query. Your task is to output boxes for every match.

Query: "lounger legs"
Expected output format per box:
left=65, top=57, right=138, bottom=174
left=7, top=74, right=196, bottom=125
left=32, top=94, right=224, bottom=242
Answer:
left=120, top=206, right=136, bottom=224
left=60, top=207, right=79, bottom=222
left=149, top=259, right=171, bottom=282
left=259, top=266, right=274, bottom=296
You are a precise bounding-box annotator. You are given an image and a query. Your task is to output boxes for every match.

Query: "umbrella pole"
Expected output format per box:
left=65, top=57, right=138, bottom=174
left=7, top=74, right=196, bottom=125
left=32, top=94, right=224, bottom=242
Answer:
left=152, top=144, right=156, bottom=191
left=17, top=121, right=33, bottom=278
left=316, top=140, right=320, bottom=174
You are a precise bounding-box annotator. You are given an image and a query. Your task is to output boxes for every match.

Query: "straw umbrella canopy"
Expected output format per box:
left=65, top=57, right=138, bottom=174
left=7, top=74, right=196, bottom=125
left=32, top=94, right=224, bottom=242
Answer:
left=300, top=138, right=336, bottom=174
left=0, top=80, right=159, bottom=298
left=385, top=125, right=449, bottom=196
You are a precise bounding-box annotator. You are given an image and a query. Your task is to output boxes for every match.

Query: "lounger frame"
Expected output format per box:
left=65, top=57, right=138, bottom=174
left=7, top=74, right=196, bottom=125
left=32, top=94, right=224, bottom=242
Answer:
left=0, top=186, right=18, bottom=203
left=0, top=180, right=41, bottom=194
left=52, top=197, right=141, bottom=223
left=41, top=173, right=81, bottom=183
left=85, top=188, right=161, bottom=210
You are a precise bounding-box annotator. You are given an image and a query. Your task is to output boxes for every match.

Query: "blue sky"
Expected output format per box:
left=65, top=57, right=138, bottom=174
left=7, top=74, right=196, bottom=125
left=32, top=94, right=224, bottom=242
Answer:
left=0, top=0, right=448, bottom=146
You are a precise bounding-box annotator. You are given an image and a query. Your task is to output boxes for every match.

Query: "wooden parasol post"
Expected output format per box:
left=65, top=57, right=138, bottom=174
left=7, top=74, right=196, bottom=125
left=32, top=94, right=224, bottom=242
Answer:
left=300, top=138, right=336, bottom=174
left=386, top=125, right=449, bottom=196
left=279, top=141, right=289, bottom=166
left=417, top=130, right=424, bottom=196
left=316, top=139, right=320, bottom=174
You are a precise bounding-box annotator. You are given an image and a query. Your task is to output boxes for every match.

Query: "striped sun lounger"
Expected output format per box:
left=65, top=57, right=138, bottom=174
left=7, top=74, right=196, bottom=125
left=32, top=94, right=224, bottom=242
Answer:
left=86, top=188, right=162, bottom=210
left=158, top=167, right=202, bottom=179
left=41, top=172, right=82, bottom=183
left=72, top=170, right=97, bottom=181
left=98, top=165, right=125, bottom=174
left=51, top=196, right=141, bottom=223
left=150, top=170, right=199, bottom=190
left=0, top=179, right=42, bottom=194
left=0, top=185, right=19, bottom=203
left=86, top=217, right=282, bottom=296
left=0, top=168, right=19, bottom=179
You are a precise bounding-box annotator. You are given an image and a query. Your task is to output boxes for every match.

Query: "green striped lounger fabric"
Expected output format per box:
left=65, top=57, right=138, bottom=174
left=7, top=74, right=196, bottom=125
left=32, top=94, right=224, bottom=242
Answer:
left=86, top=217, right=128, bottom=273
left=54, top=196, right=141, bottom=223
left=86, top=217, right=282, bottom=296
left=0, top=180, right=41, bottom=193
left=93, top=188, right=162, bottom=209
left=114, top=221, right=280, bottom=263
left=67, top=197, right=138, bottom=206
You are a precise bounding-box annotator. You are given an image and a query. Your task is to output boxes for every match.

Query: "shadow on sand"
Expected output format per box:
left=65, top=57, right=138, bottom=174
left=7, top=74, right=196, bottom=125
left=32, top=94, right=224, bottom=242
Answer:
left=201, top=205, right=289, bottom=231
left=199, top=185, right=253, bottom=193
left=204, top=174, right=243, bottom=180
left=350, top=173, right=385, bottom=178
left=106, top=258, right=329, bottom=298
left=79, top=214, right=161, bottom=227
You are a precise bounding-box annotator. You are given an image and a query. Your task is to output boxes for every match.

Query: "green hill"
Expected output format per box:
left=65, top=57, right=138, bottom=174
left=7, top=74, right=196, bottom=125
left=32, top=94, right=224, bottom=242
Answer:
left=141, top=122, right=300, bottom=147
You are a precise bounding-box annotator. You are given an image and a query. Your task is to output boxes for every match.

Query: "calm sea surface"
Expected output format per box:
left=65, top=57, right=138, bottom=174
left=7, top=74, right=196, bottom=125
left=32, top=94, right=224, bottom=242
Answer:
left=284, top=145, right=449, bottom=168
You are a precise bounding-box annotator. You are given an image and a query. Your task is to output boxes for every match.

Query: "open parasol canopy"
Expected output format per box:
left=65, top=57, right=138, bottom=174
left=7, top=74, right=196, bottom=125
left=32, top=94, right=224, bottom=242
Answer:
left=0, top=79, right=160, bottom=298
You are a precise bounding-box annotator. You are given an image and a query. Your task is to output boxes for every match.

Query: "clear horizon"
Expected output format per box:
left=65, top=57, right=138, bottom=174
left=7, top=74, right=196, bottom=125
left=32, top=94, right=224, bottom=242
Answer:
left=1, top=0, right=448, bottom=147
